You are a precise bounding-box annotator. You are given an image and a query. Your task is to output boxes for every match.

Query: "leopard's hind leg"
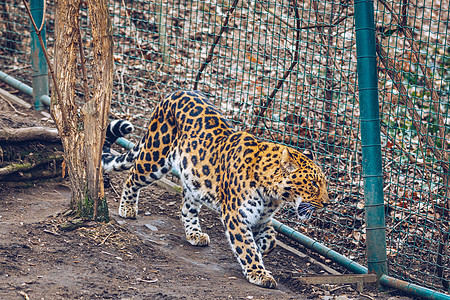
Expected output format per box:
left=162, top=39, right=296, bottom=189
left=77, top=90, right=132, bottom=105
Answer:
left=180, top=190, right=210, bottom=246
left=119, top=154, right=173, bottom=219
left=117, top=102, right=178, bottom=219
left=119, top=173, right=141, bottom=219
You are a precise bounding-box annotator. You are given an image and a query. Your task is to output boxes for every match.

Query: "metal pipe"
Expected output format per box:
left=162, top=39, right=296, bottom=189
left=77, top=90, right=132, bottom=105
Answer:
left=40, top=94, right=51, bottom=106
left=0, top=71, right=50, bottom=106
left=116, top=137, right=136, bottom=150
left=353, top=0, right=387, bottom=276
left=380, top=275, right=450, bottom=300
left=0, top=71, right=33, bottom=96
left=30, top=0, right=49, bottom=111
left=272, top=219, right=368, bottom=274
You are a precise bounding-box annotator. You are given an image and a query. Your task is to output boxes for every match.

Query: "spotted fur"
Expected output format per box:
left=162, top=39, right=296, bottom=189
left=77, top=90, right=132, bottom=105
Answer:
left=102, top=90, right=330, bottom=288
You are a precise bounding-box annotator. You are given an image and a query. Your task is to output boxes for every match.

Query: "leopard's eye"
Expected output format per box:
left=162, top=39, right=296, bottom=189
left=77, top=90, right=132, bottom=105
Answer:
left=311, top=180, right=318, bottom=188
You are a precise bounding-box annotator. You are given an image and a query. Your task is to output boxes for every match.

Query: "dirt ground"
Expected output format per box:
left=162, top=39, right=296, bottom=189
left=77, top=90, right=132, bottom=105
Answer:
left=0, top=89, right=415, bottom=299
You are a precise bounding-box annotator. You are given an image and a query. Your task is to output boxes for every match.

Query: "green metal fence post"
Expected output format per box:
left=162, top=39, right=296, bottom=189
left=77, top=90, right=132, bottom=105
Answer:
left=30, top=0, right=49, bottom=110
left=353, top=0, right=388, bottom=277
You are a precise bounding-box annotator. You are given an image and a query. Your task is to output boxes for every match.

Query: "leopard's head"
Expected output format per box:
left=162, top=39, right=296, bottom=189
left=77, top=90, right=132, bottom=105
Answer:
left=272, top=147, right=330, bottom=220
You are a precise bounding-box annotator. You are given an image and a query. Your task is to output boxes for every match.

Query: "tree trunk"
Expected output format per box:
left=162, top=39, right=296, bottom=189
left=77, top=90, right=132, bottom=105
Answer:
left=84, top=0, right=113, bottom=219
left=53, top=0, right=112, bottom=221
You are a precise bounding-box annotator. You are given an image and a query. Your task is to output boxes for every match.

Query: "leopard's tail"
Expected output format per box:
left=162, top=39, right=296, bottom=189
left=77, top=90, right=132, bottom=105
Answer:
left=103, top=120, right=134, bottom=148
left=102, top=120, right=140, bottom=173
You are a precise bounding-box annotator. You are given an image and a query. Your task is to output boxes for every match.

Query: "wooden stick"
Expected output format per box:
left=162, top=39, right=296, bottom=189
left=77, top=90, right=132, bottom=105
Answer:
left=0, top=155, right=63, bottom=177
left=277, top=240, right=341, bottom=275
left=0, top=88, right=32, bottom=109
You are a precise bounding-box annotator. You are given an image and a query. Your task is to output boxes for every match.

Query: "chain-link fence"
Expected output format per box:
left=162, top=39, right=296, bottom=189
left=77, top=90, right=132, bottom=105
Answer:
left=0, top=1, right=33, bottom=85
left=0, top=0, right=449, bottom=296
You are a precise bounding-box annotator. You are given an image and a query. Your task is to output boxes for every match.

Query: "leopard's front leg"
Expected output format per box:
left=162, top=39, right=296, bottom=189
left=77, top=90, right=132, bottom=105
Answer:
left=222, top=212, right=277, bottom=289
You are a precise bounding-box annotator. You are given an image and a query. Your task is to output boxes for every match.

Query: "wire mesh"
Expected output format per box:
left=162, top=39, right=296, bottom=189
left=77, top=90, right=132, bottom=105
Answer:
left=0, top=0, right=448, bottom=294
left=0, top=1, right=33, bottom=86
left=375, top=0, right=450, bottom=291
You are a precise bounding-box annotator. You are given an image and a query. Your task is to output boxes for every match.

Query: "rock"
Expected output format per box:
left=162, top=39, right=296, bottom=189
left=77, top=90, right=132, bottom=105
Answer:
left=145, top=224, right=158, bottom=231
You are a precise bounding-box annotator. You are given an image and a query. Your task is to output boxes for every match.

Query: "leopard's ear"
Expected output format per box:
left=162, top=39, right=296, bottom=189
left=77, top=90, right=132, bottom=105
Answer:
left=302, top=149, right=314, bottom=160
left=281, top=148, right=299, bottom=173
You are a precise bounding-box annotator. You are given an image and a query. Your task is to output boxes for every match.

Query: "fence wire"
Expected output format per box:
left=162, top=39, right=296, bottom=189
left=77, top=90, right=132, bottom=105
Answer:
left=0, top=1, right=33, bottom=86
left=0, top=0, right=449, bottom=294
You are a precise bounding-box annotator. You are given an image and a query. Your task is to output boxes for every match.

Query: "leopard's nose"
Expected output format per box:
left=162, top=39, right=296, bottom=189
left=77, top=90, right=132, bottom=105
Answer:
left=322, top=192, right=330, bottom=207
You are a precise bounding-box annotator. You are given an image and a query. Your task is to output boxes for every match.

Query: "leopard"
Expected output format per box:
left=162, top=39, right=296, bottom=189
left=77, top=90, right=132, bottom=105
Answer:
left=102, top=90, right=330, bottom=289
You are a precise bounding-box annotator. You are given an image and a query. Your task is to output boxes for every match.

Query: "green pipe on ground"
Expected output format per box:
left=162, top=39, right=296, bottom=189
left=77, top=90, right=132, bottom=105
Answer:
left=0, top=71, right=33, bottom=96
left=353, top=0, right=388, bottom=276
left=30, top=0, right=49, bottom=111
left=272, top=219, right=368, bottom=274
left=0, top=71, right=50, bottom=106
left=380, top=275, right=450, bottom=300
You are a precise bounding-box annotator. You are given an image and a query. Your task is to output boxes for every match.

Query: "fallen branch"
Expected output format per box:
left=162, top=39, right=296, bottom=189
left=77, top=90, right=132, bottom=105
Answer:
left=0, top=127, right=59, bottom=142
left=97, top=228, right=117, bottom=246
left=43, top=229, right=61, bottom=236
left=18, top=291, right=30, bottom=300
left=0, top=162, right=33, bottom=176
left=0, top=94, right=29, bottom=116
left=0, top=154, right=63, bottom=177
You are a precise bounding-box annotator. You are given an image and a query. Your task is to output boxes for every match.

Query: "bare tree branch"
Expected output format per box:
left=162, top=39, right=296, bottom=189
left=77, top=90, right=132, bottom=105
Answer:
left=21, top=0, right=70, bottom=135
left=250, top=0, right=301, bottom=134
left=193, top=0, right=240, bottom=90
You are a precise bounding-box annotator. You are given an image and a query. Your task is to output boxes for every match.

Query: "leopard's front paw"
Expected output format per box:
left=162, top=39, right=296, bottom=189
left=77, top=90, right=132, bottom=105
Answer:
left=118, top=204, right=137, bottom=219
left=186, top=233, right=210, bottom=247
left=247, top=269, right=277, bottom=289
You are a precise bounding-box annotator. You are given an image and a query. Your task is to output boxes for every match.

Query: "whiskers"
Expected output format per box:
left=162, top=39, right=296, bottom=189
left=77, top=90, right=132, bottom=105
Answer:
left=297, top=202, right=314, bottom=221
left=286, top=201, right=314, bottom=221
